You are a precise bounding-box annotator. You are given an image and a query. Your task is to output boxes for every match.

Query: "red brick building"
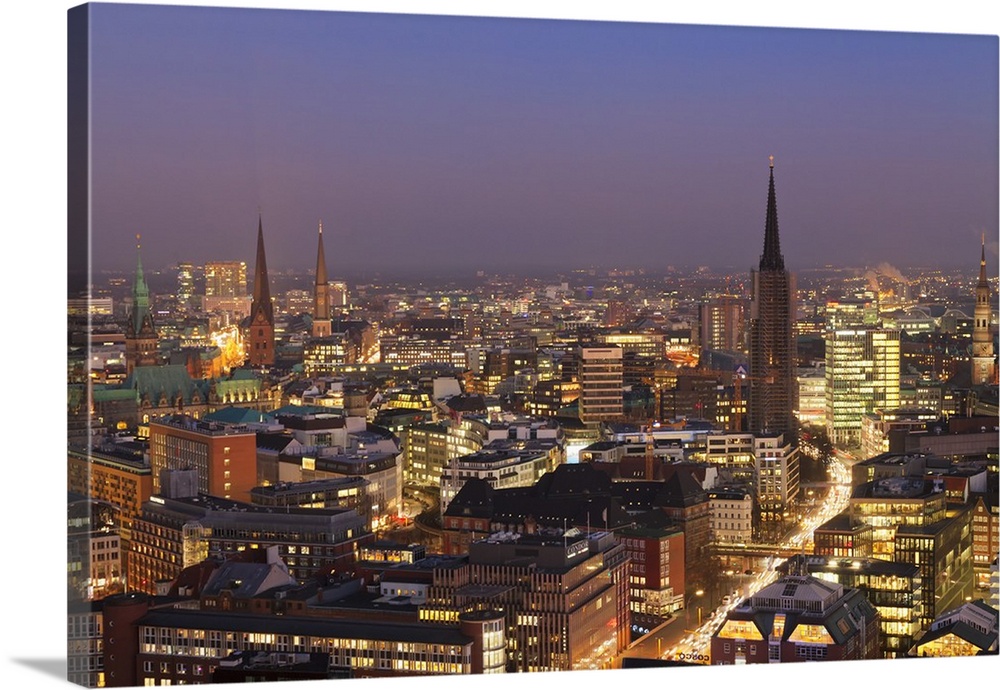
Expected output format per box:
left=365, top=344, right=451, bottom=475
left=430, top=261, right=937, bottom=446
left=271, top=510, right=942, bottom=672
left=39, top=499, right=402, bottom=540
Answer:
left=149, top=415, right=257, bottom=502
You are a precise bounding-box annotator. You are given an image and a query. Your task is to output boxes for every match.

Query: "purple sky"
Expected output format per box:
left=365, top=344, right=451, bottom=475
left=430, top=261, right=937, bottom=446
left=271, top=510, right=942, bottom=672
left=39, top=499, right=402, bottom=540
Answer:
left=84, top=3, right=998, bottom=276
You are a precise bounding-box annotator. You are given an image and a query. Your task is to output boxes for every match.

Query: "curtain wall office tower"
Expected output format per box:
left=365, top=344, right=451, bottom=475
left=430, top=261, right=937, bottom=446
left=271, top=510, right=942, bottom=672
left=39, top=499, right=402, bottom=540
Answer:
left=748, top=158, right=797, bottom=440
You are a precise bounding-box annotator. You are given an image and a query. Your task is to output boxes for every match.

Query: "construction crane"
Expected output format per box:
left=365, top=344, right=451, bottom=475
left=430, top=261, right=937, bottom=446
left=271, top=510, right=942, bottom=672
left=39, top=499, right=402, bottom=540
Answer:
left=642, top=378, right=663, bottom=480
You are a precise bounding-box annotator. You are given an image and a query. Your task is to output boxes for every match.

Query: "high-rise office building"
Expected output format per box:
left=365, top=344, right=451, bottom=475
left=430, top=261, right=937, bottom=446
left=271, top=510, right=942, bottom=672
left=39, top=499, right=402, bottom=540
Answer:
left=825, top=327, right=900, bottom=449
left=699, top=295, right=746, bottom=352
left=972, top=234, right=995, bottom=385
left=247, top=215, right=275, bottom=366
left=176, top=262, right=195, bottom=311
left=748, top=158, right=797, bottom=440
left=577, top=346, right=623, bottom=425
left=203, top=260, right=250, bottom=316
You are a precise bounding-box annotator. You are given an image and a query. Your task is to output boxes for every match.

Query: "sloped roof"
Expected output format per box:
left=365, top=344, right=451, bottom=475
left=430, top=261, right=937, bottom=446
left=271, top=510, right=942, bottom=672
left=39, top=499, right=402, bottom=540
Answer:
left=201, top=559, right=296, bottom=599
left=533, top=462, right=612, bottom=497
left=123, top=365, right=209, bottom=404
left=915, top=620, right=997, bottom=653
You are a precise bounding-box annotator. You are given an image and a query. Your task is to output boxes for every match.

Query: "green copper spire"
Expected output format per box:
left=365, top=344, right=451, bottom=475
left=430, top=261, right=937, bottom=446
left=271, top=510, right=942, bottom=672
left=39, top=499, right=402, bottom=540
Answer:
left=132, top=234, right=150, bottom=334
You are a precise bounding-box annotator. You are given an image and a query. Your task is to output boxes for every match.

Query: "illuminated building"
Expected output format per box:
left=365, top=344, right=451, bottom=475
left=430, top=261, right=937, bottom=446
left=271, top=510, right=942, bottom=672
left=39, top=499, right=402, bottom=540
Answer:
left=710, top=574, right=881, bottom=664
left=68, top=441, right=154, bottom=546
left=909, top=599, right=998, bottom=657
left=481, top=347, right=537, bottom=394
left=598, top=329, right=666, bottom=360
left=439, top=444, right=558, bottom=515
left=328, top=280, right=348, bottom=311
left=98, top=590, right=496, bottom=686
left=149, top=414, right=258, bottom=502
left=846, top=475, right=975, bottom=630
left=748, top=158, right=797, bottom=440
left=578, top=346, right=623, bottom=425
left=127, top=489, right=368, bottom=594
left=247, top=215, right=276, bottom=366
left=699, top=295, right=745, bottom=353
left=250, top=476, right=373, bottom=527
left=203, top=260, right=250, bottom=316
left=796, top=364, right=826, bottom=427
left=849, top=477, right=947, bottom=560
left=124, top=237, right=159, bottom=375
left=813, top=514, right=874, bottom=559
left=971, top=491, right=999, bottom=590
left=68, top=600, right=105, bottom=688
left=275, top=451, right=403, bottom=529
left=707, top=487, right=753, bottom=545
left=894, top=507, right=975, bottom=631
left=825, top=327, right=901, bottom=448
left=972, top=235, right=996, bottom=385
left=303, top=332, right=354, bottom=374
left=68, top=294, right=114, bottom=316
left=176, top=262, right=195, bottom=312
left=754, top=432, right=800, bottom=526
left=859, top=409, right=938, bottom=460
left=618, top=524, right=686, bottom=629
left=69, top=494, right=124, bottom=602
left=403, top=419, right=487, bottom=485
left=465, top=531, right=629, bottom=672
left=779, top=555, right=923, bottom=658
left=850, top=451, right=943, bottom=487
left=704, top=431, right=755, bottom=484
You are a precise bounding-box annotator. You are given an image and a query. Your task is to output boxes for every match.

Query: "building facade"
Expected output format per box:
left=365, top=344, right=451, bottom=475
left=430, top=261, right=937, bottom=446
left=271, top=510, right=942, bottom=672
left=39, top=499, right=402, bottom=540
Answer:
left=825, top=327, right=901, bottom=449
left=149, top=415, right=258, bottom=502
left=578, top=346, right=624, bottom=426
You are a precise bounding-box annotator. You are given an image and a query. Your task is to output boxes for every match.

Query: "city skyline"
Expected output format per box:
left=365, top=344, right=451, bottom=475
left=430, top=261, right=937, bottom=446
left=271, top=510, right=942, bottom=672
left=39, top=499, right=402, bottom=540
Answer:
left=5, top=2, right=998, bottom=690
left=80, top=4, right=998, bottom=276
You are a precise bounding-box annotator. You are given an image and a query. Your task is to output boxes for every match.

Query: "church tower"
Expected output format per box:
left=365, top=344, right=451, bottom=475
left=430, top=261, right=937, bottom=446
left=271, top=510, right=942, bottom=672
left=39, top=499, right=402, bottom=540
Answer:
left=247, top=215, right=276, bottom=367
left=748, top=157, right=797, bottom=440
left=312, top=221, right=332, bottom=338
left=972, top=234, right=995, bottom=385
left=124, top=235, right=159, bottom=375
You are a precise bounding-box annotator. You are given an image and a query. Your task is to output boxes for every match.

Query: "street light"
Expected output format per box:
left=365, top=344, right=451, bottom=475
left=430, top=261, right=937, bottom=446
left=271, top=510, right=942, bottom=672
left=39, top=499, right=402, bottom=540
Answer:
left=685, top=589, right=705, bottom=630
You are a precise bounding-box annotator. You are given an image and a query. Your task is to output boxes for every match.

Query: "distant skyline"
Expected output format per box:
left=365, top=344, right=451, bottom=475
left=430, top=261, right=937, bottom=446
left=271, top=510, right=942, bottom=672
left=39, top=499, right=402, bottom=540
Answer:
left=82, top=4, right=998, bottom=277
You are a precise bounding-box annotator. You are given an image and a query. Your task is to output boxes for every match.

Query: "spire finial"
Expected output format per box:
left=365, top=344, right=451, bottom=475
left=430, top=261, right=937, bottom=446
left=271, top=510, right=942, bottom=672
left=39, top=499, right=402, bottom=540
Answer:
left=319, top=220, right=323, bottom=235
left=136, top=233, right=141, bottom=250
left=769, top=154, right=774, bottom=169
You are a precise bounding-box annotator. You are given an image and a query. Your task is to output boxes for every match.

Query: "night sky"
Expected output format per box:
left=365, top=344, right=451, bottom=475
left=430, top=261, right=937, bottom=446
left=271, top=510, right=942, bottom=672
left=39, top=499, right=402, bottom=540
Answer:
left=84, top=4, right=998, bottom=276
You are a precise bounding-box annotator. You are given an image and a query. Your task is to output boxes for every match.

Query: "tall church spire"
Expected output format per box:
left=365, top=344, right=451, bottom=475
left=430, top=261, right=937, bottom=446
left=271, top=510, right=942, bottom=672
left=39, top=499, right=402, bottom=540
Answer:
left=979, top=232, right=989, bottom=287
left=251, top=214, right=274, bottom=323
left=748, top=156, right=797, bottom=443
left=125, top=233, right=158, bottom=374
left=248, top=214, right=275, bottom=366
left=759, top=155, right=785, bottom=272
left=312, top=221, right=332, bottom=338
left=972, top=233, right=995, bottom=385
left=131, top=234, right=151, bottom=335
left=315, top=221, right=329, bottom=320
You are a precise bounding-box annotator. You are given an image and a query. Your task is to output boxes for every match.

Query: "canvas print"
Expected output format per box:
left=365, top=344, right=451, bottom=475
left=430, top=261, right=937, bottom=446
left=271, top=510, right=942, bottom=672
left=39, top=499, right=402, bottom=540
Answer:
left=66, top=2, right=999, bottom=688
